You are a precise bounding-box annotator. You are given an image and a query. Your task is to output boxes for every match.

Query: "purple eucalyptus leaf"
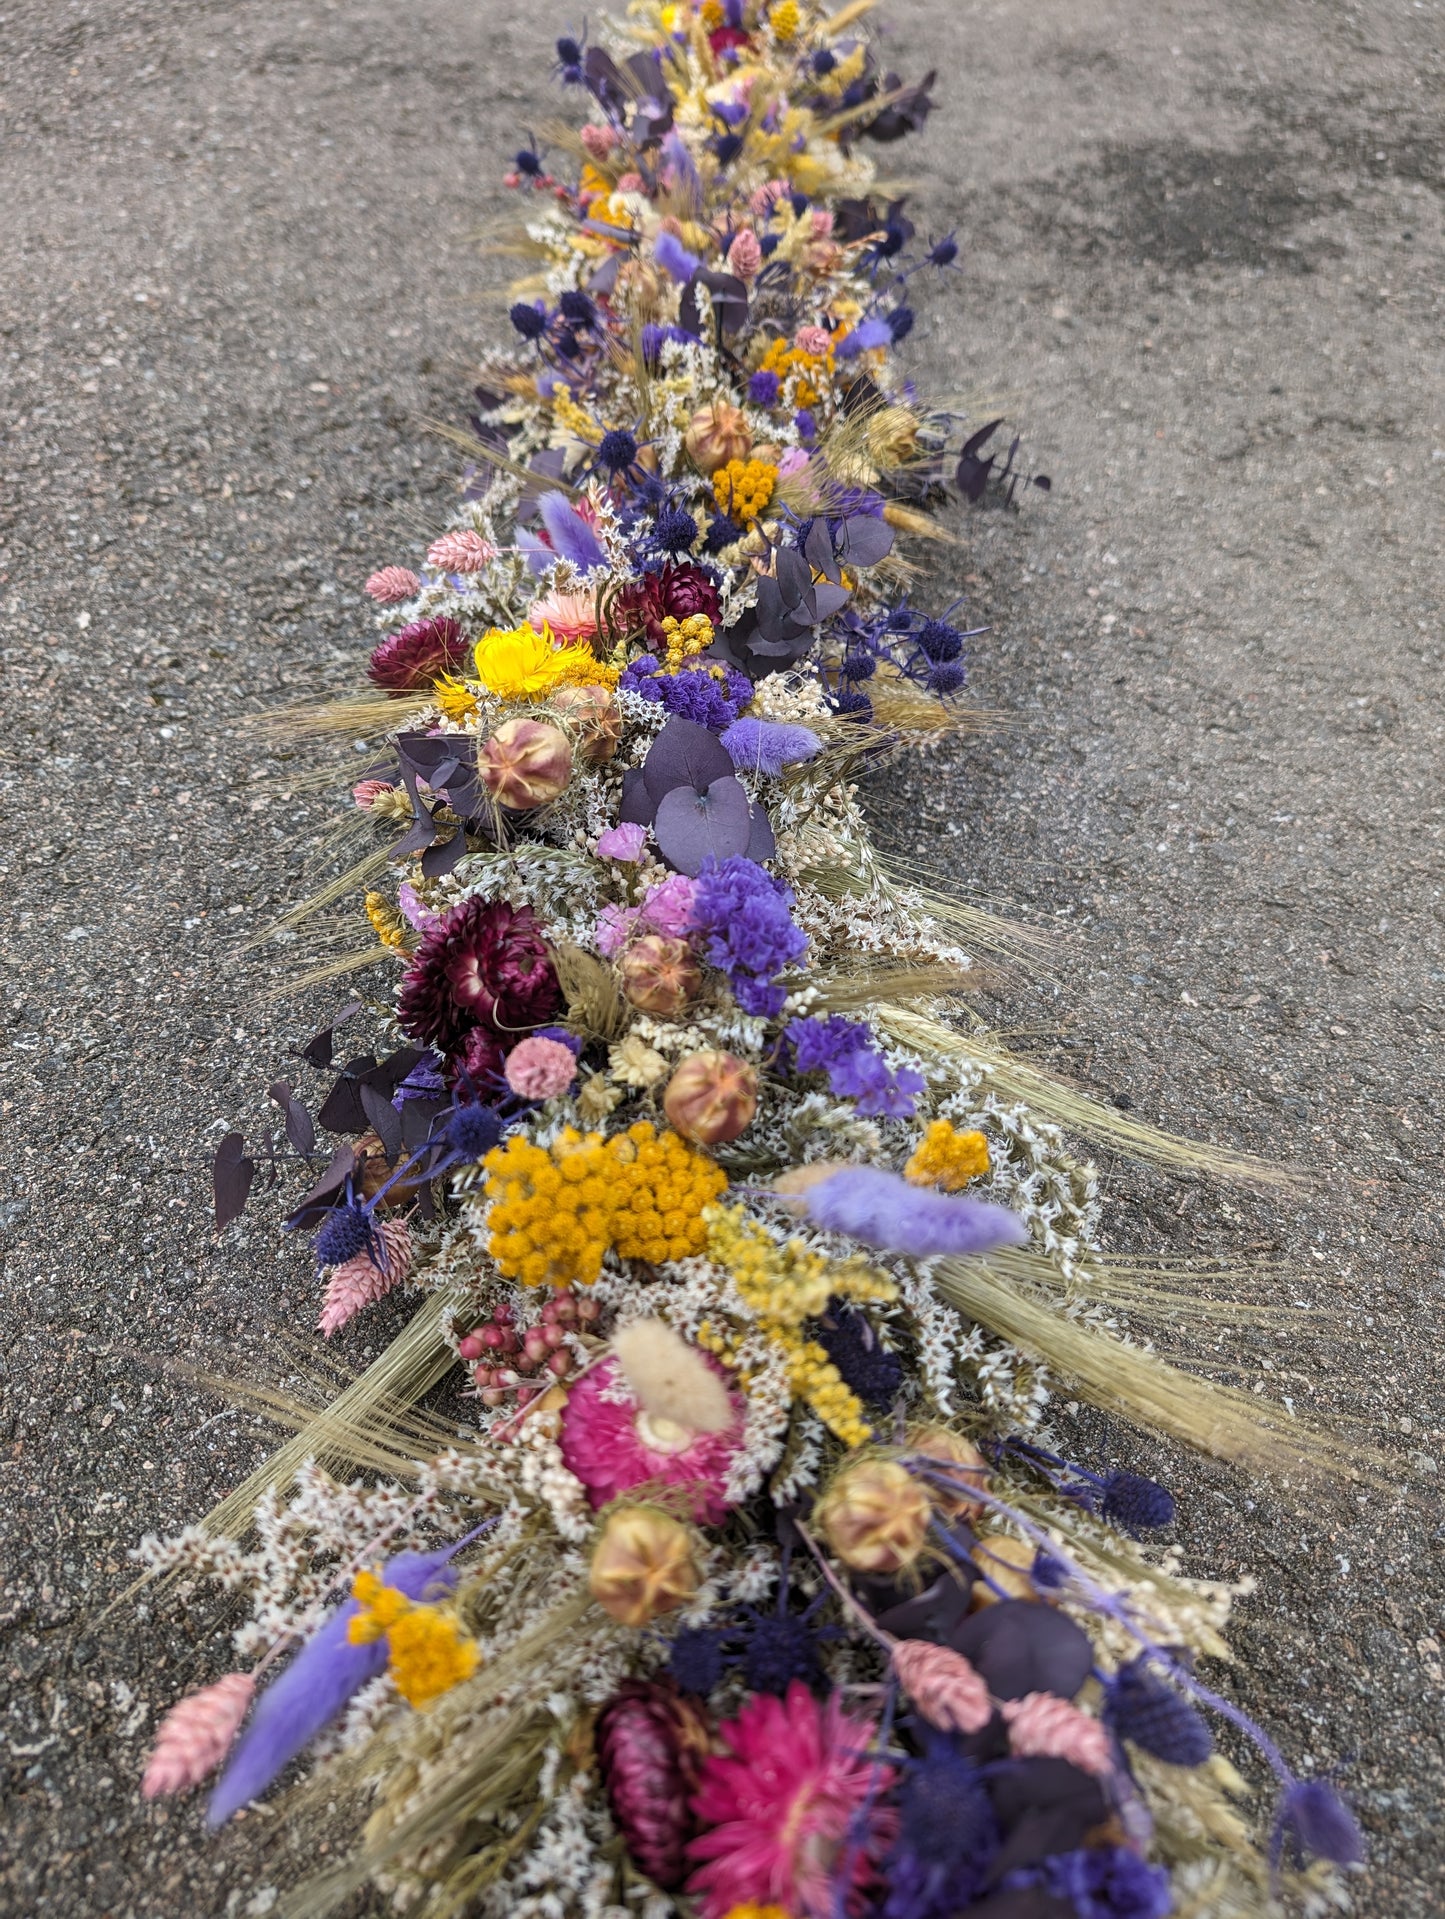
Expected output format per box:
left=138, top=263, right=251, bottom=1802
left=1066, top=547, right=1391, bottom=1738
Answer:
left=619, top=764, right=657, bottom=826
left=208, top=1545, right=466, bottom=1828
left=950, top=1600, right=1094, bottom=1702
left=774, top=545, right=812, bottom=606
left=316, top=1062, right=375, bottom=1137
left=805, top=516, right=840, bottom=583
left=296, top=1001, right=362, bottom=1072
left=267, top=1081, right=315, bottom=1158
left=810, top=580, right=851, bottom=622
left=642, top=717, right=736, bottom=803
left=359, top=1082, right=404, bottom=1161
left=654, top=776, right=754, bottom=876
left=984, top=1758, right=1108, bottom=1881
left=420, top=828, right=469, bottom=879
left=745, top=801, right=777, bottom=864
left=837, top=513, right=895, bottom=567
left=212, top=1133, right=255, bottom=1231
left=283, top=1144, right=360, bottom=1230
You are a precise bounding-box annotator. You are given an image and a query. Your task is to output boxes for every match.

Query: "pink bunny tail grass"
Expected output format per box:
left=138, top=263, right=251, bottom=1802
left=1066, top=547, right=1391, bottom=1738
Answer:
left=1002, top=1692, right=1114, bottom=1776
left=143, top=1673, right=255, bottom=1798
left=890, top=1639, right=993, bottom=1735
left=426, top=530, right=496, bottom=572
left=364, top=565, right=422, bottom=603
left=317, top=1220, right=415, bottom=1337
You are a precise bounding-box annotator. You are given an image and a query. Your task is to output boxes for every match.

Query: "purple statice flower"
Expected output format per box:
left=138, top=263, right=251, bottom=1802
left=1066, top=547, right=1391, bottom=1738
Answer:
left=803, top=1165, right=1027, bottom=1259
left=654, top=229, right=700, bottom=281
left=835, top=315, right=892, bottom=358
left=720, top=717, right=822, bottom=776
left=596, top=821, right=648, bottom=862
left=621, top=656, right=750, bottom=728
left=748, top=368, right=782, bottom=406
left=208, top=1540, right=474, bottom=1826
left=538, top=490, right=607, bottom=572
left=619, top=652, right=667, bottom=704
left=785, top=1014, right=925, bottom=1118
left=794, top=407, right=818, bottom=443
left=639, top=873, right=698, bottom=939
left=690, top=856, right=807, bottom=1018
left=1006, top=1846, right=1172, bottom=1919
left=641, top=321, right=697, bottom=364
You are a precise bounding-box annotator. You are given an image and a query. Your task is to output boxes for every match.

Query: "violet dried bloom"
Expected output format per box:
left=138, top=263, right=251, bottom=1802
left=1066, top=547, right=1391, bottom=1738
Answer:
left=654, top=229, right=700, bottom=281
left=785, top=1014, right=924, bottom=1117
left=1273, top=1778, right=1365, bottom=1872
left=719, top=717, right=821, bottom=775
left=690, top=855, right=807, bottom=1017
left=803, top=1166, right=1027, bottom=1259
left=1007, top=1846, right=1172, bottom=1919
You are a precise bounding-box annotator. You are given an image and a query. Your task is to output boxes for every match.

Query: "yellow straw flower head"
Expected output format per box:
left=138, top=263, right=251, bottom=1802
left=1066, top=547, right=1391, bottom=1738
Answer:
left=473, top=622, right=617, bottom=700
left=433, top=674, right=480, bottom=722
left=904, top=1120, right=991, bottom=1191
left=770, top=1, right=801, bottom=43
left=712, top=458, right=777, bottom=521
left=385, top=1604, right=480, bottom=1707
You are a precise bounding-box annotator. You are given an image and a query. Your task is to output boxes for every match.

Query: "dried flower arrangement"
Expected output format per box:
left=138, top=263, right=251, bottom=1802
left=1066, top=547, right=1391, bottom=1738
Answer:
left=138, top=5, right=1366, bottom=1917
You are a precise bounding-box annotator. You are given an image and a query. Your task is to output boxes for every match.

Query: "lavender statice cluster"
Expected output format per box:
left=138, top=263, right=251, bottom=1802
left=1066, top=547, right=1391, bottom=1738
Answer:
left=785, top=1013, right=925, bottom=1118
left=689, top=856, right=808, bottom=1017
left=618, top=655, right=753, bottom=729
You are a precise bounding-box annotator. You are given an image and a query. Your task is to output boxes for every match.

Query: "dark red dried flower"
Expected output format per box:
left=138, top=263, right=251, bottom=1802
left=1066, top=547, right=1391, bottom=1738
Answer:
left=447, top=1023, right=506, bottom=1091
left=397, top=898, right=561, bottom=1054
left=367, top=616, right=468, bottom=692
left=621, top=564, right=721, bottom=647
left=598, top=1678, right=712, bottom=1889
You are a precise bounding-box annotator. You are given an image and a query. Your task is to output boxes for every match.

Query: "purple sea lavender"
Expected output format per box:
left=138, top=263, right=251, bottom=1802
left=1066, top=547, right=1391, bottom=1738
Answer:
left=207, top=1539, right=477, bottom=1826
left=802, top=1166, right=1028, bottom=1259
left=690, top=855, right=807, bottom=1017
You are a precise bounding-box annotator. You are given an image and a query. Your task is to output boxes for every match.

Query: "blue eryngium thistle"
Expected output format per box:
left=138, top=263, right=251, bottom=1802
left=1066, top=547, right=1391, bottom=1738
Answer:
left=597, top=427, right=639, bottom=474
left=509, top=300, right=548, bottom=341
left=313, top=1201, right=372, bottom=1270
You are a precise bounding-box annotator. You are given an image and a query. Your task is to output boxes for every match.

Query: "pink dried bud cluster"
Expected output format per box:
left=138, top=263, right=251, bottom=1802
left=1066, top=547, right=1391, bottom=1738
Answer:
left=503, top=1035, right=578, bottom=1100
left=142, top=1672, right=255, bottom=1798
left=317, top=1220, right=415, bottom=1337
left=352, top=778, right=394, bottom=810
left=426, top=529, right=496, bottom=573
left=890, top=1639, right=993, bottom=1735
left=364, top=565, right=422, bottom=604
left=794, top=325, right=833, bottom=358
left=579, top=123, right=618, bottom=161
left=726, top=229, right=763, bottom=281
left=1001, top=1692, right=1113, bottom=1776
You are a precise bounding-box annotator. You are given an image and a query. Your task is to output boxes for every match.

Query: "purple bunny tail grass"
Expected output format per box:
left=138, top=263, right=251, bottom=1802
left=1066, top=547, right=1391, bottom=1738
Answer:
left=207, top=1530, right=489, bottom=1827
left=805, top=1165, right=1028, bottom=1259
left=1272, top=1778, right=1366, bottom=1876
left=719, top=717, right=821, bottom=776
left=537, top=490, right=607, bottom=572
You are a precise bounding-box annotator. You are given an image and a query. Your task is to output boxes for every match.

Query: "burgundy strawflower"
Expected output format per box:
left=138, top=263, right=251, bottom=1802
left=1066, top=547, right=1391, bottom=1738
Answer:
left=598, top=1678, right=713, bottom=1889
left=621, top=562, right=722, bottom=645
left=397, top=898, right=562, bottom=1055
left=367, top=615, right=468, bottom=692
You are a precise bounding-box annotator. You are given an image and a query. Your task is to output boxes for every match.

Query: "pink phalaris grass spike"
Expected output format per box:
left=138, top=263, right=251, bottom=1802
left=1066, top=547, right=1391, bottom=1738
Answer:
left=1002, top=1691, right=1114, bottom=1776
left=142, top=1672, right=255, bottom=1798
left=890, top=1638, right=993, bottom=1734
left=426, top=529, right=496, bottom=573
left=364, top=565, right=422, bottom=604
left=318, top=1220, right=414, bottom=1337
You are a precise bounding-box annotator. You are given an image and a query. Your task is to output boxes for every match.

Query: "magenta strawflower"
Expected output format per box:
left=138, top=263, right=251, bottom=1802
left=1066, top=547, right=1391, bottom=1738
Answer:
left=559, top=1356, right=743, bottom=1525
left=687, top=1681, right=896, bottom=1918
left=367, top=615, right=468, bottom=692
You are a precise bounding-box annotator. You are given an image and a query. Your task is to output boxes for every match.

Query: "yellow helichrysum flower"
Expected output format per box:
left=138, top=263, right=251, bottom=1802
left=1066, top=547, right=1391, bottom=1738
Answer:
left=904, top=1120, right=991, bottom=1191
left=385, top=1604, right=480, bottom=1707
left=770, top=0, right=801, bottom=43
left=472, top=622, right=616, bottom=700
left=433, top=674, right=480, bottom=723
left=348, top=1568, right=415, bottom=1643
left=364, top=892, right=409, bottom=953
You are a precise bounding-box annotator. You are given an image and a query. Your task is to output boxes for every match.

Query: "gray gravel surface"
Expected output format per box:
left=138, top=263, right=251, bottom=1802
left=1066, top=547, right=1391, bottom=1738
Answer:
left=1, top=1, right=1441, bottom=1915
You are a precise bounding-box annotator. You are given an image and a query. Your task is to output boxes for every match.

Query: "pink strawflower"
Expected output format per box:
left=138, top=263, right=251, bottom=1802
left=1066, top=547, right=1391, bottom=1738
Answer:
left=726, top=229, right=763, bottom=281
left=811, top=210, right=835, bottom=238
left=352, top=778, right=394, bottom=809
left=617, top=170, right=645, bottom=193
left=639, top=873, right=698, bottom=939
left=687, top=1682, right=896, bottom=1919
left=579, top=123, right=617, bottom=161
left=427, top=529, right=496, bottom=573
left=396, top=881, right=437, bottom=932
left=794, top=325, right=832, bottom=358
left=595, top=903, right=641, bottom=958
left=777, top=447, right=811, bottom=479
left=527, top=587, right=599, bottom=645
left=364, top=565, right=422, bottom=604
left=1002, top=1692, right=1114, bottom=1776
left=597, top=821, right=648, bottom=863
left=317, top=1221, right=414, bottom=1336
left=891, top=1640, right=993, bottom=1735
left=143, top=1673, right=255, bottom=1798
left=504, top=1035, right=578, bottom=1100
left=559, top=1355, right=743, bottom=1525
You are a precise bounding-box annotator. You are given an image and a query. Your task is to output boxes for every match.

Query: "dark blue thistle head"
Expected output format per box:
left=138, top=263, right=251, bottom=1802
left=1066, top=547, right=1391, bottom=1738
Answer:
left=1103, top=1658, right=1213, bottom=1767
left=813, top=48, right=837, bottom=76
left=1030, top=1549, right=1069, bottom=1592
left=887, top=304, right=915, bottom=343
left=1100, top=1470, right=1176, bottom=1536
left=741, top=1610, right=825, bottom=1696
left=554, top=327, right=580, bottom=360
left=925, top=660, right=967, bottom=696
left=840, top=648, right=877, bottom=683
left=314, top=1201, right=374, bottom=1271
left=704, top=512, right=743, bottom=554
left=1272, top=1778, right=1365, bottom=1872
left=896, top=1735, right=999, bottom=1874
left=597, top=427, right=639, bottom=474
left=445, top=1102, right=506, bottom=1163
left=814, top=1300, right=902, bottom=1410
left=915, top=618, right=963, bottom=664
left=553, top=34, right=585, bottom=83
left=928, top=232, right=959, bottom=268
left=559, top=288, right=595, bottom=328
left=1025, top=1846, right=1174, bottom=1919
left=668, top=1625, right=729, bottom=1697
left=509, top=301, right=548, bottom=342
left=515, top=145, right=544, bottom=178
left=831, top=687, right=873, bottom=721
left=652, top=503, right=699, bottom=555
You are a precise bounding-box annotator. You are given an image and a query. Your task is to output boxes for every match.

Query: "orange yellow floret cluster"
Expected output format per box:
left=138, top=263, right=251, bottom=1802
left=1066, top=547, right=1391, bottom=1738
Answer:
left=483, top=1121, right=728, bottom=1286
left=756, top=334, right=831, bottom=406
left=904, top=1119, right=991, bottom=1191
left=348, top=1570, right=479, bottom=1708
left=712, top=457, right=777, bottom=520
left=659, top=612, right=715, bottom=671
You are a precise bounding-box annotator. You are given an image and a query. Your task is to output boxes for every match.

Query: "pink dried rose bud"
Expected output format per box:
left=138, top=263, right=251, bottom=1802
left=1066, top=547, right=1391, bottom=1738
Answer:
left=364, top=565, right=422, bottom=604
left=726, top=229, right=763, bottom=280
left=619, top=935, right=701, bottom=1017
left=426, top=529, right=496, bottom=573
left=352, top=778, right=394, bottom=809
left=142, top=1673, right=255, bottom=1798
left=549, top=682, right=621, bottom=763
left=579, top=123, right=617, bottom=161
left=890, top=1640, right=993, bottom=1735
left=504, top=1035, right=578, bottom=1100
left=478, top=717, right=574, bottom=811
left=1002, top=1693, right=1114, bottom=1777
left=684, top=401, right=752, bottom=476
left=663, top=1051, right=758, bottom=1145
left=794, top=325, right=833, bottom=358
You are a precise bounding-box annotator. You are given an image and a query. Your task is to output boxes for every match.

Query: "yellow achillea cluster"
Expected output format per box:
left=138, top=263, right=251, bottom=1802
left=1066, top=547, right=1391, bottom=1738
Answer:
left=348, top=1570, right=479, bottom=1709
left=723, top=1907, right=789, bottom=1919
left=905, top=1119, right=991, bottom=1191
left=757, top=334, right=831, bottom=407
left=364, top=890, right=409, bottom=952
left=473, top=622, right=619, bottom=700
left=712, top=457, right=777, bottom=521
left=703, top=1205, right=896, bottom=1448
left=769, top=0, right=801, bottom=42
left=659, top=612, right=714, bottom=671
left=484, top=1121, right=727, bottom=1287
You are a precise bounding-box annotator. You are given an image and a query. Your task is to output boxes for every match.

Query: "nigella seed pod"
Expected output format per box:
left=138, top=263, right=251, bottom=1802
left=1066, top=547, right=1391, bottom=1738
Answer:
left=619, top=935, right=701, bottom=1017
left=908, top=1423, right=990, bottom=1520
left=970, top=1532, right=1040, bottom=1608
left=549, top=682, right=621, bottom=763
left=588, top=1506, right=701, bottom=1626
left=662, top=1051, right=758, bottom=1145
left=816, top=1458, right=931, bottom=1574
left=684, top=401, right=752, bottom=476
left=478, top=718, right=574, bottom=811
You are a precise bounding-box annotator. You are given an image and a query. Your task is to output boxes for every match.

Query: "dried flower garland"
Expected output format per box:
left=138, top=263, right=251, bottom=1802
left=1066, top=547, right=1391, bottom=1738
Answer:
left=139, top=6, right=1366, bottom=1918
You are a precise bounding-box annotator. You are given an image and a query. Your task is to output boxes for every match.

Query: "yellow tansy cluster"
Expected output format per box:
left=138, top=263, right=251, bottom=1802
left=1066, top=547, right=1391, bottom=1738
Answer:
left=483, top=1121, right=728, bottom=1287
left=712, top=458, right=777, bottom=521
left=659, top=612, right=714, bottom=671
left=904, top=1120, right=991, bottom=1191
left=769, top=0, right=801, bottom=42
left=722, top=1907, right=789, bottom=1919
left=364, top=890, right=409, bottom=953
left=757, top=334, right=831, bottom=407
left=473, top=622, right=619, bottom=700
left=348, top=1570, right=479, bottom=1709
left=703, top=1204, right=897, bottom=1447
